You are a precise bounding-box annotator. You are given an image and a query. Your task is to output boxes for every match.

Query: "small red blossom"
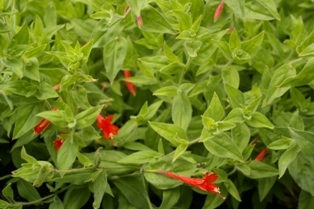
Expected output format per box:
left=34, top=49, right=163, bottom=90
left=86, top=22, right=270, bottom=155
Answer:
left=214, top=0, right=224, bottom=22
left=123, top=70, right=136, bottom=96
left=255, top=148, right=268, bottom=161
left=160, top=171, right=225, bottom=199
left=137, top=16, right=143, bottom=27
left=53, top=84, right=61, bottom=90
left=97, top=114, right=119, bottom=140
left=227, top=26, right=234, bottom=34
left=53, top=138, right=64, bottom=150
left=34, top=107, right=57, bottom=134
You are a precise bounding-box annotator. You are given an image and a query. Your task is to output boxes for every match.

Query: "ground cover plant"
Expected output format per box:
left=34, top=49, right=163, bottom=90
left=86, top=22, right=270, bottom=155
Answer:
left=1, top=0, right=314, bottom=208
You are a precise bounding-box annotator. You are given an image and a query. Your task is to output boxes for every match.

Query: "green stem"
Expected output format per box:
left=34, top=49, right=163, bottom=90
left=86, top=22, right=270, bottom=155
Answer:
left=0, top=174, right=11, bottom=181
left=16, top=185, right=71, bottom=206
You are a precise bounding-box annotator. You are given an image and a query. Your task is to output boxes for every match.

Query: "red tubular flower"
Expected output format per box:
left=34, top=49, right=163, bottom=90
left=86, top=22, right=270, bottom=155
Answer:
left=123, top=70, right=136, bottom=96
left=255, top=148, right=268, bottom=161
left=53, top=84, right=61, bottom=90
left=214, top=0, right=224, bottom=22
left=137, top=16, right=143, bottom=27
left=97, top=114, right=119, bottom=140
left=34, top=107, right=57, bottom=134
left=53, top=138, right=64, bottom=150
left=160, top=171, right=225, bottom=199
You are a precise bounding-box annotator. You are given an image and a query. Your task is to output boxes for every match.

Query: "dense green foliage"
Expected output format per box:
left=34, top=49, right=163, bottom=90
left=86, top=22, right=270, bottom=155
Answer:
left=1, top=0, right=314, bottom=208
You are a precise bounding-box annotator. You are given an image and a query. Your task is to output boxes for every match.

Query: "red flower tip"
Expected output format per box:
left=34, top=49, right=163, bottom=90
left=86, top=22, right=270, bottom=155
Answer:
left=53, top=84, right=61, bottom=90
left=214, top=0, right=224, bottom=22
left=53, top=138, right=64, bottom=150
left=34, top=107, right=57, bottom=134
left=137, top=16, right=143, bottom=27
left=123, top=70, right=136, bottom=96
left=227, top=26, right=234, bottom=34
left=97, top=114, right=119, bottom=140
left=255, top=148, right=268, bottom=161
left=162, top=171, right=225, bottom=199
left=124, top=5, right=130, bottom=14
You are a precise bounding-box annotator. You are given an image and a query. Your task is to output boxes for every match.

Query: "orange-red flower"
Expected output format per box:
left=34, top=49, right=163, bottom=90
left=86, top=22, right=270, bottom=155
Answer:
left=214, top=0, right=224, bottom=22
left=53, top=138, right=64, bottom=150
left=34, top=107, right=57, bottom=134
left=97, top=115, right=119, bottom=140
left=160, top=171, right=225, bottom=199
left=255, top=148, right=268, bottom=161
left=123, top=70, right=136, bottom=96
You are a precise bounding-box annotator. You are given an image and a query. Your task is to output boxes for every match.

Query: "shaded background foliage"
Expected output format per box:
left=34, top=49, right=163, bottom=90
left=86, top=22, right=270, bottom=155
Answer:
left=1, top=0, right=314, bottom=208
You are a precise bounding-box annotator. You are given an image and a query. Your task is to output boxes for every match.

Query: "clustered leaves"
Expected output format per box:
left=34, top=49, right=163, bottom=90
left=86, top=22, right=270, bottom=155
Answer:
left=1, top=0, right=314, bottom=209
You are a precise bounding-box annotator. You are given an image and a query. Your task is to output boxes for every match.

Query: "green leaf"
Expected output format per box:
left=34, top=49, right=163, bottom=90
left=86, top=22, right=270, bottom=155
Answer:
left=258, top=176, right=276, bottom=201
left=49, top=196, right=64, bottom=209
left=13, top=104, right=41, bottom=139
left=2, top=183, right=14, bottom=203
left=16, top=179, right=41, bottom=202
left=247, top=161, right=278, bottom=179
left=172, top=142, right=188, bottom=162
left=203, top=132, right=243, bottom=162
left=268, top=137, right=294, bottom=150
left=118, top=150, right=162, bottom=164
left=24, top=58, right=40, bottom=82
left=246, top=112, right=274, bottom=129
left=63, top=186, right=91, bottom=209
left=149, top=121, right=187, bottom=146
left=222, top=66, right=240, bottom=88
left=298, top=190, right=314, bottom=209
left=171, top=93, right=192, bottom=131
left=225, top=84, right=245, bottom=108
left=159, top=188, right=180, bottom=209
left=232, top=123, right=250, bottom=152
left=126, top=0, right=146, bottom=16
left=113, top=175, right=152, bottom=209
left=36, top=83, right=58, bottom=100
left=4, top=80, right=37, bottom=97
left=225, top=179, right=241, bottom=201
left=289, top=128, right=314, bottom=156
left=2, top=59, right=24, bottom=78
left=140, top=6, right=174, bottom=34
left=289, top=152, right=314, bottom=196
left=256, top=0, right=280, bottom=20
left=242, top=31, right=264, bottom=58
left=153, top=86, right=178, bottom=97
left=92, top=170, right=108, bottom=209
left=280, top=58, right=314, bottom=87
left=265, top=64, right=294, bottom=105
left=229, top=29, right=241, bottom=52
left=75, top=105, right=103, bottom=129
left=278, top=143, right=300, bottom=178
left=36, top=109, right=68, bottom=128
left=224, top=0, right=245, bottom=18
left=57, top=138, right=78, bottom=170
left=212, top=40, right=233, bottom=60
left=224, top=108, right=244, bottom=123
left=203, top=92, right=225, bottom=121
left=103, top=37, right=127, bottom=83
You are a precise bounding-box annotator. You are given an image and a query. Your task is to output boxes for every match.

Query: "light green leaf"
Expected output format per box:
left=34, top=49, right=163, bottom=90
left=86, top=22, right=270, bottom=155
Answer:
left=103, top=37, right=127, bottom=83
left=246, top=112, right=274, bottom=129
left=149, top=122, right=187, bottom=146
left=278, top=143, right=300, bottom=178
left=203, top=132, right=243, bottom=162
left=256, top=0, right=280, bottom=20
left=172, top=93, right=192, bottom=131
left=289, top=152, right=314, bottom=196
left=57, top=138, right=78, bottom=170
left=203, top=92, right=225, bottom=121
